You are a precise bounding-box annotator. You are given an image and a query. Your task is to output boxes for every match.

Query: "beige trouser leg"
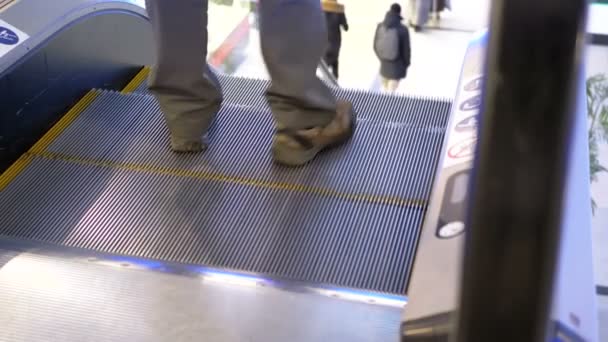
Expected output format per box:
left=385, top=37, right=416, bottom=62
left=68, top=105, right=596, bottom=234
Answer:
left=145, top=0, right=222, bottom=150
left=146, top=0, right=337, bottom=150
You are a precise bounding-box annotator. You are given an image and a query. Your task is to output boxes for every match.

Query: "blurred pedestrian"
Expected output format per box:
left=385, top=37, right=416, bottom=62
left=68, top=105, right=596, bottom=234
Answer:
left=374, top=3, right=411, bottom=92
left=321, top=0, right=349, bottom=79
left=407, top=0, right=431, bottom=32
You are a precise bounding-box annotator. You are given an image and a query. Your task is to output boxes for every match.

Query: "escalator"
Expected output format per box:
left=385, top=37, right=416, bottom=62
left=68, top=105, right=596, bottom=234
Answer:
left=0, top=64, right=451, bottom=295
left=1, top=0, right=599, bottom=341
left=0, top=2, right=454, bottom=339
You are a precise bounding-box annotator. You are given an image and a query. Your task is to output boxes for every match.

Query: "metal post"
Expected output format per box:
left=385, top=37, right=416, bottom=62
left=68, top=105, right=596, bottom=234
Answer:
left=454, top=1, right=588, bottom=341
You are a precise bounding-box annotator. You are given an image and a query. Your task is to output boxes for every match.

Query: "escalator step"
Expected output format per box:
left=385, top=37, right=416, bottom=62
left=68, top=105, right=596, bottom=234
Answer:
left=0, top=78, right=451, bottom=294
left=0, top=156, right=425, bottom=293
left=46, top=90, right=446, bottom=200
left=136, top=74, right=452, bottom=126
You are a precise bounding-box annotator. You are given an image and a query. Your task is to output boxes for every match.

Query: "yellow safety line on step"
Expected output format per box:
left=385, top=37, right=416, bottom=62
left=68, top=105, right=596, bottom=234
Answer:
left=0, top=91, right=99, bottom=191
left=30, top=150, right=428, bottom=209
left=121, top=67, right=150, bottom=94
left=29, top=91, right=99, bottom=153
left=1, top=63, right=148, bottom=191
left=0, top=154, right=34, bottom=191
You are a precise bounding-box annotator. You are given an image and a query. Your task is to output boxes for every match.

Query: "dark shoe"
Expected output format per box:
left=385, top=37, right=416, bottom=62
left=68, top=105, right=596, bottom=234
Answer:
left=170, top=133, right=209, bottom=153
left=272, top=100, right=356, bottom=166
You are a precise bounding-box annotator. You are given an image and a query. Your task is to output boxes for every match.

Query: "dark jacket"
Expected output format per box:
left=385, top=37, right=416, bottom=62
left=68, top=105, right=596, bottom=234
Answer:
left=324, top=11, right=348, bottom=64
left=375, top=11, right=411, bottom=80
left=434, top=0, right=450, bottom=12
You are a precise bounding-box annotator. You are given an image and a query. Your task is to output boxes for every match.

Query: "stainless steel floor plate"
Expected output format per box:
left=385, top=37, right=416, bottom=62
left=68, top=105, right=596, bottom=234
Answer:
left=0, top=249, right=402, bottom=342
left=0, top=80, right=451, bottom=294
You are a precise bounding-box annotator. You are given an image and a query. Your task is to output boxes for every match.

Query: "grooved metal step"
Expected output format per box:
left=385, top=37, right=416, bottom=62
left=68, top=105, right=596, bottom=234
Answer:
left=47, top=91, right=446, bottom=201
left=137, top=74, right=452, bottom=126
left=0, top=78, right=451, bottom=294
left=0, top=157, right=424, bottom=292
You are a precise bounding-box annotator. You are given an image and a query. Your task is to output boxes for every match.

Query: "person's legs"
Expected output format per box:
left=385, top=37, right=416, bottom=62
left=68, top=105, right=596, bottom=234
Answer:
left=323, top=52, right=339, bottom=79
left=382, top=77, right=389, bottom=91
left=259, top=0, right=336, bottom=130
left=407, top=0, right=417, bottom=25
left=381, top=78, right=399, bottom=92
left=259, top=0, right=355, bottom=166
left=388, top=79, right=400, bottom=92
left=415, top=0, right=431, bottom=27
left=146, top=0, right=222, bottom=152
left=332, top=60, right=339, bottom=79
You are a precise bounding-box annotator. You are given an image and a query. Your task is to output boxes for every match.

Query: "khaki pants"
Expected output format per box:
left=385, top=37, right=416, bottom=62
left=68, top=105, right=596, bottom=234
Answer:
left=145, top=0, right=337, bottom=142
left=382, top=78, right=400, bottom=92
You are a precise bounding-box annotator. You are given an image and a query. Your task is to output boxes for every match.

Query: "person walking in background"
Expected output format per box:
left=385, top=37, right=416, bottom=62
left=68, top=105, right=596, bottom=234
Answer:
left=374, top=3, right=411, bottom=93
left=430, top=0, right=451, bottom=26
left=431, top=0, right=450, bottom=20
left=407, top=0, right=431, bottom=32
left=321, top=0, right=349, bottom=80
left=145, top=0, right=355, bottom=167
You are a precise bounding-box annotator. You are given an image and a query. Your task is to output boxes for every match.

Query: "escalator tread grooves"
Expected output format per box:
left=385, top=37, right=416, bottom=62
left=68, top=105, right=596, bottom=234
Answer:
left=0, top=77, right=451, bottom=294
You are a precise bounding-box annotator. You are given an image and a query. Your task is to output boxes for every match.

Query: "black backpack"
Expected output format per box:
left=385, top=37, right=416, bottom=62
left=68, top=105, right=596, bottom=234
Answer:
left=374, top=23, right=399, bottom=61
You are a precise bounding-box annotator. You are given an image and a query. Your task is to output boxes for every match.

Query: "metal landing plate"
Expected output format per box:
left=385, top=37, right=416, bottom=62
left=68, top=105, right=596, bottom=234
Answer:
left=0, top=245, right=402, bottom=342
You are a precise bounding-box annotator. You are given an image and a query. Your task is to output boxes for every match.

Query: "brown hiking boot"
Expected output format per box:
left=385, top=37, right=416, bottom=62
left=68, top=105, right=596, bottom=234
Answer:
left=272, top=100, right=356, bottom=166
left=170, top=133, right=209, bottom=153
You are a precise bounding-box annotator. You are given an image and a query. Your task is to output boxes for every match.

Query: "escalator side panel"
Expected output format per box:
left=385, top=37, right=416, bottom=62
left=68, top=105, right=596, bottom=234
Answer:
left=401, top=31, right=487, bottom=341
left=0, top=8, right=154, bottom=173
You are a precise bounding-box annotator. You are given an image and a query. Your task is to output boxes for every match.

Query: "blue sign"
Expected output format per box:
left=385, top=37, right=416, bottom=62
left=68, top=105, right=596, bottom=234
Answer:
left=0, top=27, right=19, bottom=45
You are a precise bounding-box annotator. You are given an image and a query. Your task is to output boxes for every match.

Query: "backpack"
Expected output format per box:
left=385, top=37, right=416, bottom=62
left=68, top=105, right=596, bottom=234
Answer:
left=374, top=24, right=399, bottom=61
